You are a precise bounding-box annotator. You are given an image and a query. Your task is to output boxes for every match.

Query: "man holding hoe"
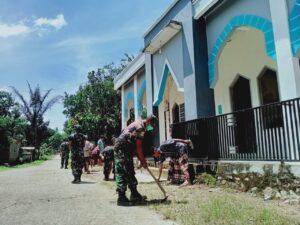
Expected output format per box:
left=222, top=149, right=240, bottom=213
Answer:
left=114, top=115, right=157, bottom=206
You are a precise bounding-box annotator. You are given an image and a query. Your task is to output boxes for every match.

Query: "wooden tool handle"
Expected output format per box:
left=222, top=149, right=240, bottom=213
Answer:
left=146, top=167, right=167, bottom=197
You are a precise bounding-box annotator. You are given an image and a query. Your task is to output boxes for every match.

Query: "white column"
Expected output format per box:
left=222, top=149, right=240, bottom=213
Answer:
left=184, top=75, right=197, bottom=120
left=121, top=85, right=125, bottom=129
left=134, top=75, right=139, bottom=120
left=269, top=0, right=300, bottom=100
left=145, top=53, right=153, bottom=115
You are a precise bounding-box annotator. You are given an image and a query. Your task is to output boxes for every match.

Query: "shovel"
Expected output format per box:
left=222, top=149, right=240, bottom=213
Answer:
left=146, top=167, right=168, bottom=201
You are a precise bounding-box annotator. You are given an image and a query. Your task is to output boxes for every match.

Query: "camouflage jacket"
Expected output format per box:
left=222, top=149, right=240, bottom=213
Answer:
left=60, top=141, right=70, bottom=155
left=114, top=133, right=135, bottom=160
left=69, top=133, right=86, bottom=153
left=101, top=146, right=114, bottom=160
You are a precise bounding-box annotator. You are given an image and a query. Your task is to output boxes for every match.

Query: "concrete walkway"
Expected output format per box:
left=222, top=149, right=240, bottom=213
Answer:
left=0, top=157, right=175, bottom=225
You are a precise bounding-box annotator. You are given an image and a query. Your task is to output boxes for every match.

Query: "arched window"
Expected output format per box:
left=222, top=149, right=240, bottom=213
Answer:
left=258, top=68, right=282, bottom=128
left=258, top=68, right=280, bottom=105
left=172, top=103, right=179, bottom=123
left=230, top=76, right=252, bottom=111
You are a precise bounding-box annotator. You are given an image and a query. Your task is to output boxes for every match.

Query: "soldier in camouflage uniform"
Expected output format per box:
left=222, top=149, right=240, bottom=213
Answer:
left=69, top=125, right=86, bottom=184
left=114, top=115, right=157, bottom=206
left=100, top=143, right=115, bottom=181
left=60, top=140, right=70, bottom=169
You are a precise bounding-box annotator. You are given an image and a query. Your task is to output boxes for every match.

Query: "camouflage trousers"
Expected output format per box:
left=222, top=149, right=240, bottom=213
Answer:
left=114, top=158, right=138, bottom=193
left=103, top=158, right=114, bottom=178
left=61, top=153, right=69, bottom=168
left=71, top=150, right=84, bottom=177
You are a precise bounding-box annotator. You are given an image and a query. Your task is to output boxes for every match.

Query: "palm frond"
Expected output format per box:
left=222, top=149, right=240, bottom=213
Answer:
left=10, top=86, right=32, bottom=119
left=26, top=82, right=34, bottom=104
left=37, top=89, right=52, bottom=114
left=41, top=95, right=62, bottom=115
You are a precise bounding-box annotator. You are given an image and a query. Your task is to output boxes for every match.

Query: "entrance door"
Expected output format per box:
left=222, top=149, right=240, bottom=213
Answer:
left=231, top=76, right=257, bottom=153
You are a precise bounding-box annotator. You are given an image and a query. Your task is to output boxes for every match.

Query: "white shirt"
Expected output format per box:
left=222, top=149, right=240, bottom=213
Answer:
left=83, top=141, right=91, bottom=157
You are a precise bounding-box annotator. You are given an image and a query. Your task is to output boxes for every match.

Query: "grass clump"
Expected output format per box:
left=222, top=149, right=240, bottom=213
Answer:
left=0, top=155, right=54, bottom=172
left=195, top=172, right=217, bottom=187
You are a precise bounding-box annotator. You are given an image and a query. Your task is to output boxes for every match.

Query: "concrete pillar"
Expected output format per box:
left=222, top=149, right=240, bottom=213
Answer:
left=121, top=85, right=125, bottom=129
left=184, top=75, right=198, bottom=120
left=269, top=0, right=300, bottom=100
left=134, top=75, right=138, bottom=120
left=145, top=53, right=153, bottom=115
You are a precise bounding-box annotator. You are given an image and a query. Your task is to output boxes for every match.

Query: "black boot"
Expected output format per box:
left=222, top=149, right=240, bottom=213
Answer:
left=130, top=188, right=147, bottom=204
left=117, top=192, right=132, bottom=206
left=72, top=176, right=80, bottom=184
left=104, top=175, right=109, bottom=181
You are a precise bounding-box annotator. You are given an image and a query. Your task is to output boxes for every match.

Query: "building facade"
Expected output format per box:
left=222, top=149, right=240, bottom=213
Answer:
left=114, top=0, right=300, bottom=163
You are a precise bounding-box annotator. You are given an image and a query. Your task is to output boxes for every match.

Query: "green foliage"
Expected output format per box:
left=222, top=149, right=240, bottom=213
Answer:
left=196, top=172, right=217, bottom=187
left=0, top=92, right=28, bottom=161
left=11, top=82, right=62, bottom=148
left=63, top=55, right=133, bottom=140
left=47, top=131, right=66, bottom=151
left=0, top=91, right=15, bottom=116
left=39, top=131, right=66, bottom=159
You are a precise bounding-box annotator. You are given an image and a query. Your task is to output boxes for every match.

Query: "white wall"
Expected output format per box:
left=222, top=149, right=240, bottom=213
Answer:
left=215, top=27, right=277, bottom=115
left=158, top=74, right=184, bottom=142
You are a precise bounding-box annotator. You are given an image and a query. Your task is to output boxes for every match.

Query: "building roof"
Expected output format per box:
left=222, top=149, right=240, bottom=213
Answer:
left=113, top=53, right=145, bottom=90
left=143, top=20, right=182, bottom=54
left=143, top=0, right=181, bottom=38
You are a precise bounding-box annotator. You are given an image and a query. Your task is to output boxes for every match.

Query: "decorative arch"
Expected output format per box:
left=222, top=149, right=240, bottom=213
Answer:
left=137, top=80, right=146, bottom=114
left=208, top=15, right=276, bottom=88
left=153, top=59, right=183, bottom=106
left=289, top=0, right=300, bottom=55
left=123, top=92, right=134, bottom=119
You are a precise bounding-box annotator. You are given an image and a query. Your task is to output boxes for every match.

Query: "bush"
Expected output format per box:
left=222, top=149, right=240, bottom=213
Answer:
left=196, top=172, right=217, bottom=187
left=47, top=131, right=66, bottom=152
left=39, top=143, right=53, bottom=160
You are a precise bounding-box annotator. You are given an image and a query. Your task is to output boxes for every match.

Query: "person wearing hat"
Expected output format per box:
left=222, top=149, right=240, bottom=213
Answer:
left=68, top=124, right=86, bottom=184
left=114, top=115, right=157, bottom=206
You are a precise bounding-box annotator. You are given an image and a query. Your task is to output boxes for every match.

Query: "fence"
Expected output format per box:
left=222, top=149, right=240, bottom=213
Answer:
left=172, top=98, right=300, bottom=161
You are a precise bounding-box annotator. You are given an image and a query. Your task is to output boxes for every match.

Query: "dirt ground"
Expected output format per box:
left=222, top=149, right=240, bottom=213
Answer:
left=0, top=156, right=177, bottom=225
left=1, top=156, right=300, bottom=225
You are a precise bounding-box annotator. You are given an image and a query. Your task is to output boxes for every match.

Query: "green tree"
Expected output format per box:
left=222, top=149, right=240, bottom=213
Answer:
left=11, top=83, right=62, bottom=148
left=0, top=92, right=27, bottom=156
left=63, top=55, right=133, bottom=141
left=0, top=91, right=16, bottom=116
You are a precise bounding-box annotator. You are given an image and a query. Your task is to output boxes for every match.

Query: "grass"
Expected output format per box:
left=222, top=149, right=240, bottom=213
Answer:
left=82, top=168, right=300, bottom=225
left=0, top=154, right=55, bottom=172
left=137, top=183, right=300, bottom=225
left=100, top=175, right=300, bottom=225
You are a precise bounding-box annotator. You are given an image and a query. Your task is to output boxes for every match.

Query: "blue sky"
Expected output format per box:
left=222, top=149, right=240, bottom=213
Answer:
left=0, top=0, right=173, bottom=131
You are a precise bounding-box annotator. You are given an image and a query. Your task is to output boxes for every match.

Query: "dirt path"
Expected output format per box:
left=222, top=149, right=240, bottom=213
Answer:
left=0, top=157, right=176, bottom=225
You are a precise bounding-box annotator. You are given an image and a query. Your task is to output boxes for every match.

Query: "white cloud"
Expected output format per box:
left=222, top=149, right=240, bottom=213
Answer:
left=34, top=14, right=67, bottom=30
left=0, top=85, right=10, bottom=92
left=0, top=14, right=67, bottom=38
left=0, top=22, right=30, bottom=37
